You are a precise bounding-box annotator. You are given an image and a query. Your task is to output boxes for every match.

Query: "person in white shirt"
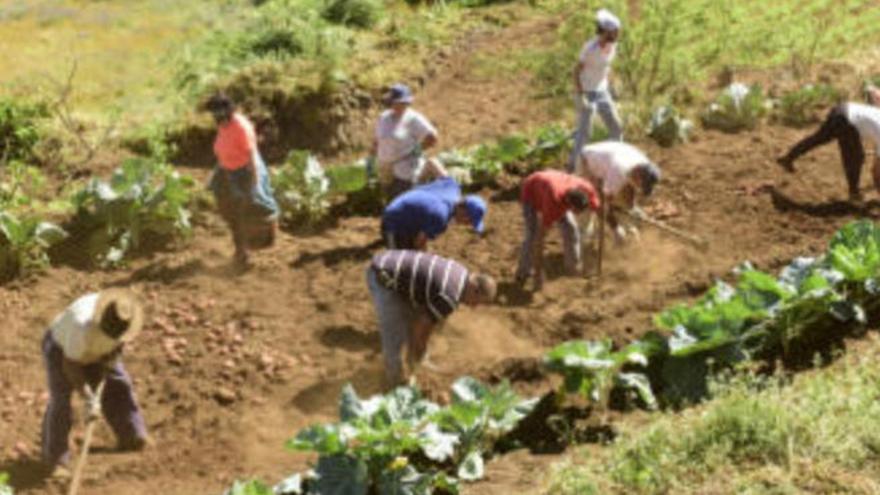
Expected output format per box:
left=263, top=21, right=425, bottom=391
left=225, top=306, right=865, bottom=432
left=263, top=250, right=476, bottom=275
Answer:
left=576, top=141, right=661, bottom=243
left=371, top=83, right=441, bottom=199
left=777, top=86, right=880, bottom=201
left=568, top=9, right=624, bottom=171
left=41, top=290, right=149, bottom=477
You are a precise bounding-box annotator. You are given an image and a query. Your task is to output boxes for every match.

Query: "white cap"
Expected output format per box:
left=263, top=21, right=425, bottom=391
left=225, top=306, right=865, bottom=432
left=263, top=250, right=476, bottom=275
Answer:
left=596, top=9, right=621, bottom=31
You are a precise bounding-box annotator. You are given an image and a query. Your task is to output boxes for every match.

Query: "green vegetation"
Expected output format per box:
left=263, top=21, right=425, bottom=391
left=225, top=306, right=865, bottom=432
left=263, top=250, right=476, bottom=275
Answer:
left=700, top=83, right=767, bottom=133
left=0, top=472, right=11, bottom=495
left=272, top=151, right=332, bottom=228
left=545, top=342, right=880, bottom=494
left=646, top=105, right=692, bottom=147
left=0, top=98, right=49, bottom=163
left=322, top=0, right=385, bottom=28
left=774, top=83, right=842, bottom=127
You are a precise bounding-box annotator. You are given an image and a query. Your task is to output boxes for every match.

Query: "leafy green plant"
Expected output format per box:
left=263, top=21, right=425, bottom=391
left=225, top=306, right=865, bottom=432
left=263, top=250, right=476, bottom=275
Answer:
left=701, top=83, right=768, bottom=133
left=0, top=97, right=48, bottom=163
left=0, top=210, right=67, bottom=282
left=0, top=471, right=12, bottom=495
left=544, top=339, right=658, bottom=411
left=273, top=150, right=331, bottom=228
left=71, top=157, right=194, bottom=266
left=646, top=105, right=692, bottom=147
left=223, top=479, right=273, bottom=495
left=775, top=84, right=841, bottom=127
left=321, top=0, right=383, bottom=28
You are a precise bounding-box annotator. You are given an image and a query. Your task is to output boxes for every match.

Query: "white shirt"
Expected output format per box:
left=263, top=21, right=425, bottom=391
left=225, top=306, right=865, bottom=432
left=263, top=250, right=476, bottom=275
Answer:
left=578, top=38, right=616, bottom=93
left=50, top=293, right=119, bottom=364
left=846, top=103, right=880, bottom=153
left=375, top=108, right=437, bottom=182
left=577, top=141, right=650, bottom=196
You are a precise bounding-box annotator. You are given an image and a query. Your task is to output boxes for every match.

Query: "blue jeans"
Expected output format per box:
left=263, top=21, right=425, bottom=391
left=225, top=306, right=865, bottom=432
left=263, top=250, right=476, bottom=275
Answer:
left=515, top=204, right=581, bottom=281
left=367, top=268, right=415, bottom=387
left=568, top=90, right=623, bottom=171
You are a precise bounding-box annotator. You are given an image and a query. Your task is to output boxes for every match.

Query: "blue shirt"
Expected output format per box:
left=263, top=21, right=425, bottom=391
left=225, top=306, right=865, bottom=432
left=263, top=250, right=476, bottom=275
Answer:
left=382, top=177, right=461, bottom=239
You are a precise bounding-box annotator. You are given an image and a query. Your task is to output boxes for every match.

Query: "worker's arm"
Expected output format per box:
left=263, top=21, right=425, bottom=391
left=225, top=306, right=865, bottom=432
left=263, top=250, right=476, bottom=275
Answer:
left=62, top=357, right=88, bottom=395
left=421, top=132, right=438, bottom=151
left=573, top=61, right=585, bottom=94
left=620, top=184, right=636, bottom=211
left=414, top=231, right=429, bottom=251
left=408, top=312, right=436, bottom=367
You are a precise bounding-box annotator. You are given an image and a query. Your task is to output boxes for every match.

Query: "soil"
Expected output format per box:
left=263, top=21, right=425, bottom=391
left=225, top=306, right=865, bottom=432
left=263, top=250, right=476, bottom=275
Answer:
left=4, top=14, right=880, bottom=495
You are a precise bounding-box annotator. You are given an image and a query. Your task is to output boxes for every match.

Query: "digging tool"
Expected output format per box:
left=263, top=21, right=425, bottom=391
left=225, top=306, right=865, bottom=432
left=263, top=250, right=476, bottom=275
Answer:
left=596, top=192, right=606, bottom=277
left=625, top=207, right=708, bottom=248
left=68, top=379, right=106, bottom=495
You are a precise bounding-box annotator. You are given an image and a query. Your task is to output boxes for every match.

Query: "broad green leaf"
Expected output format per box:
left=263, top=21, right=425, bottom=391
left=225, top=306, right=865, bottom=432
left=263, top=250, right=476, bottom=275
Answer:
left=418, top=423, right=458, bottom=462
left=314, top=455, right=368, bottom=495
left=451, top=376, right=488, bottom=403
left=456, top=450, right=484, bottom=482
left=224, top=479, right=274, bottom=495
left=377, top=465, right=432, bottom=495
left=287, top=424, right=346, bottom=454
left=273, top=473, right=305, bottom=495
left=339, top=383, right=364, bottom=422
left=616, top=373, right=658, bottom=410
left=34, top=222, right=67, bottom=247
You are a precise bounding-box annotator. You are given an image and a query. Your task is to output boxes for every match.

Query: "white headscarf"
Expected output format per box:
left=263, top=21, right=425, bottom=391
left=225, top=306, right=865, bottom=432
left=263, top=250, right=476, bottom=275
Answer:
left=596, top=9, right=621, bottom=32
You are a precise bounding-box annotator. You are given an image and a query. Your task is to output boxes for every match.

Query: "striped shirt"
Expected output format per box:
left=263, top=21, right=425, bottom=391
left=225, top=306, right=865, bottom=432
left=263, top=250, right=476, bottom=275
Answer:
left=371, top=250, right=469, bottom=322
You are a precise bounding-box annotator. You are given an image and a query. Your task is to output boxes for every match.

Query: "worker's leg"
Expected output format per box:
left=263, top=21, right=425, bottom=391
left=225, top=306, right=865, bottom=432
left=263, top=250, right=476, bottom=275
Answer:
left=779, top=105, right=848, bottom=167
left=837, top=124, right=866, bottom=200
left=367, top=268, right=413, bottom=388
left=568, top=95, right=595, bottom=172
left=596, top=95, right=624, bottom=141
left=86, top=361, right=148, bottom=450
left=515, top=204, right=539, bottom=282
left=40, top=332, right=73, bottom=467
left=559, top=211, right=582, bottom=274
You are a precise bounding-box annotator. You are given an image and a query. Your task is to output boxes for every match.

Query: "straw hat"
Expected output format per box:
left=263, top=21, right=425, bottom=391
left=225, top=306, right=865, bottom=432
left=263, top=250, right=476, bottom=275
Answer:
left=94, top=288, right=144, bottom=343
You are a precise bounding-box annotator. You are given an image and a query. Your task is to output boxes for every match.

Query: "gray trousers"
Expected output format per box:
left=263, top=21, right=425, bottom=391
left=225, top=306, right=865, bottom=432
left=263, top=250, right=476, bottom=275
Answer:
left=568, top=90, right=623, bottom=171
left=515, top=204, right=581, bottom=280
left=366, top=268, right=415, bottom=387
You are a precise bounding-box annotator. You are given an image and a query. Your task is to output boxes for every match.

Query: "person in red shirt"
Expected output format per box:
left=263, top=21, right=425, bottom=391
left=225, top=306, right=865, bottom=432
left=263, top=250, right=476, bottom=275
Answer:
left=516, top=170, right=601, bottom=290
left=206, top=94, right=279, bottom=269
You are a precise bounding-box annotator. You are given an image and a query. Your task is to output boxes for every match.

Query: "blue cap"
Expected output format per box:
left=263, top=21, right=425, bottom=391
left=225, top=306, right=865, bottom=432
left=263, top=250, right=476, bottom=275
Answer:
left=463, top=195, right=487, bottom=234
left=385, top=83, right=413, bottom=104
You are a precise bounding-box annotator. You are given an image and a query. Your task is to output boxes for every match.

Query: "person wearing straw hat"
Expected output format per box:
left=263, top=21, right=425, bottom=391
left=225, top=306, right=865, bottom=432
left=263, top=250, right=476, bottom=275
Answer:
left=40, top=290, right=149, bottom=478
left=568, top=8, right=624, bottom=172
left=575, top=140, right=661, bottom=244
left=515, top=170, right=601, bottom=291
left=370, top=83, right=441, bottom=199
left=381, top=173, right=487, bottom=250
left=205, top=93, right=280, bottom=270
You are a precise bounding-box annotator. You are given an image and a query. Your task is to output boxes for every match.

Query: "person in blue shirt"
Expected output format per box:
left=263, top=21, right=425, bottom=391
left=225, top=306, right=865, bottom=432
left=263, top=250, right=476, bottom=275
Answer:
left=381, top=176, right=487, bottom=250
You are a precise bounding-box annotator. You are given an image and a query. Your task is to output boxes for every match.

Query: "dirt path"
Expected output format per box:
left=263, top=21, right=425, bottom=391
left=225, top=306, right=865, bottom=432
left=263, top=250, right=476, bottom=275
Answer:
left=4, top=10, right=880, bottom=495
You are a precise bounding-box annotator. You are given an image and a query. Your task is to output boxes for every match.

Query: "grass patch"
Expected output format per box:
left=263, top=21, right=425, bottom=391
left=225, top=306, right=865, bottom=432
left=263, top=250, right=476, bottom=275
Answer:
left=545, top=336, right=880, bottom=494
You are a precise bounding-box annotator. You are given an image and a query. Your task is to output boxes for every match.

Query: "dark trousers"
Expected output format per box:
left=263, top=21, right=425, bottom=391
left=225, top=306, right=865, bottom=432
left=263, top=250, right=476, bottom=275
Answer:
left=783, top=104, right=865, bottom=196
left=41, top=332, right=147, bottom=467
left=380, top=220, right=417, bottom=250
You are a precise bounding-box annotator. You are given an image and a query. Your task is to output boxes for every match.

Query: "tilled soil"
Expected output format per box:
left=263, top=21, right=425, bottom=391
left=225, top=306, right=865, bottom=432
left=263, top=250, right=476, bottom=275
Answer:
left=2, top=119, right=877, bottom=494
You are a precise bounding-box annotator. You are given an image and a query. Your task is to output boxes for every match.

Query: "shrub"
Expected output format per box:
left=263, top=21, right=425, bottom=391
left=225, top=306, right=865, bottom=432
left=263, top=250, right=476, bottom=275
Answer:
left=0, top=211, right=67, bottom=282
left=700, top=83, right=767, bottom=133
left=0, top=97, right=49, bottom=163
left=321, top=0, right=383, bottom=28
left=775, top=84, right=841, bottom=127
left=646, top=105, right=692, bottom=147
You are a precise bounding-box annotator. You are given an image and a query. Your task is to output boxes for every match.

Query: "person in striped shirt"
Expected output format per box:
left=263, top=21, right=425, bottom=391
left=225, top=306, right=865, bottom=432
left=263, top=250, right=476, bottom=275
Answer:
left=367, top=250, right=497, bottom=388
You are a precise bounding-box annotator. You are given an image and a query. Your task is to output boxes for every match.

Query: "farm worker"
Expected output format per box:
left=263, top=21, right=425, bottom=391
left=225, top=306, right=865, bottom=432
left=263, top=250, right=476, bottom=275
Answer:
left=777, top=86, right=880, bottom=201
left=40, top=290, right=149, bottom=477
left=575, top=141, right=662, bottom=244
left=568, top=8, right=624, bottom=172
left=515, top=170, right=601, bottom=290
left=380, top=173, right=487, bottom=250
left=370, top=83, right=443, bottom=199
left=206, top=93, right=280, bottom=269
left=367, top=250, right=497, bottom=388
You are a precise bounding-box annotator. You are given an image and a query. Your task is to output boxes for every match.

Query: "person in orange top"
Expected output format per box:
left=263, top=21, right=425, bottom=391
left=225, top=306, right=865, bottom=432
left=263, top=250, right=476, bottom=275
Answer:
left=206, top=94, right=280, bottom=269
left=516, top=170, right=601, bottom=290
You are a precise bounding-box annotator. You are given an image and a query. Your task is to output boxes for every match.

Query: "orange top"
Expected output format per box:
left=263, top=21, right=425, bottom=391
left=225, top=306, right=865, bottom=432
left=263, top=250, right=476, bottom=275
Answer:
left=213, top=113, right=257, bottom=170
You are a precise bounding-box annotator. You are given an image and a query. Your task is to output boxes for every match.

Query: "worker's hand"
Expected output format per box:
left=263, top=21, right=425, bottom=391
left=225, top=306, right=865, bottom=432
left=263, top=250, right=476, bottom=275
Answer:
left=61, top=358, right=87, bottom=391
left=83, top=385, right=102, bottom=422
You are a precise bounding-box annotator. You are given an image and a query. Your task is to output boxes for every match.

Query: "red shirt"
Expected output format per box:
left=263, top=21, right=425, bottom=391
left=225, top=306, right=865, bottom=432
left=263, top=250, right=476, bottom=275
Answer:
left=520, top=170, right=600, bottom=228
left=213, top=113, right=257, bottom=170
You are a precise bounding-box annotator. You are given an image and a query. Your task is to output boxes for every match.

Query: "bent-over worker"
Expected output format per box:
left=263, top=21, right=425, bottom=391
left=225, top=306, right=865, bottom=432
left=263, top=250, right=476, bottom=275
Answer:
left=576, top=141, right=661, bottom=243
left=515, top=170, right=601, bottom=290
left=41, top=290, right=149, bottom=478
left=777, top=86, right=880, bottom=201
left=367, top=250, right=497, bottom=388
left=381, top=176, right=487, bottom=250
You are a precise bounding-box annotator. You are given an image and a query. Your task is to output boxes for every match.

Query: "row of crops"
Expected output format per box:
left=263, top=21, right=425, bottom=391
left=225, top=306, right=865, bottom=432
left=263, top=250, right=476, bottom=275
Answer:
left=221, top=220, right=880, bottom=495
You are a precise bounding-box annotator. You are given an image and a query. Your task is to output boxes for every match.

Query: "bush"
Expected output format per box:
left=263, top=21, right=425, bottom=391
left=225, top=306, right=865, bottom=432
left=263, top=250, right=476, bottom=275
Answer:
left=321, top=0, right=383, bottom=28
left=0, top=211, right=66, bottom=282
left=701, top=83, right=767, bottom=133
left=646, top=105, right=693, bottom=147
left=0, top=98, right=49, bottom=163
left=775, top=84, right=841, bottom=127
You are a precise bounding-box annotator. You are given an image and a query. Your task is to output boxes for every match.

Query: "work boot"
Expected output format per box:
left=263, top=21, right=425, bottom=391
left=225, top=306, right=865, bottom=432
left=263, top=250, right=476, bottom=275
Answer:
left=776, top=156, right=795, bottom=173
